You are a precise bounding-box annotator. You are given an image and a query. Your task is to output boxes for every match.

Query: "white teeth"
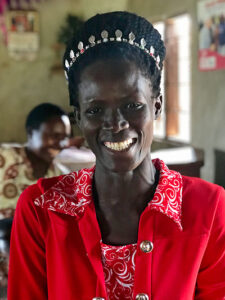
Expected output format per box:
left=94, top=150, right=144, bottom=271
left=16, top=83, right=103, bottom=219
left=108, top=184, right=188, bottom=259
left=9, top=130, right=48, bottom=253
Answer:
left=104, top=138, right=133, bottom=151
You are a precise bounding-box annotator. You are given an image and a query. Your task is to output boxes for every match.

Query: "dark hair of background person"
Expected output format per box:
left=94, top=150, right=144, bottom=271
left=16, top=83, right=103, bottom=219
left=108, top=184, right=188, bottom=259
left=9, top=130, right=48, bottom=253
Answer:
left=63, top=11, right=166, bottom=108
left=25, top=103, right=67, bottom=133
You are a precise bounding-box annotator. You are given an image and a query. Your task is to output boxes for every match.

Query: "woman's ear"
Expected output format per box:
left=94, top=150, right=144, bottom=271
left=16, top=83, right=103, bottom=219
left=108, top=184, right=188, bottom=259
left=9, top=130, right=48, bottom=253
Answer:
left=74, top=107, right=81, bottom=128
left=154, top=94, right=163, bottom=120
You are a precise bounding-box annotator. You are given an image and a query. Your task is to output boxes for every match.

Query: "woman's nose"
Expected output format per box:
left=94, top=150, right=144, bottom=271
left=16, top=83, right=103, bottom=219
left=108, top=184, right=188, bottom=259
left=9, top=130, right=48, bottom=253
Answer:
left=102, top=109, right=129, bottom=132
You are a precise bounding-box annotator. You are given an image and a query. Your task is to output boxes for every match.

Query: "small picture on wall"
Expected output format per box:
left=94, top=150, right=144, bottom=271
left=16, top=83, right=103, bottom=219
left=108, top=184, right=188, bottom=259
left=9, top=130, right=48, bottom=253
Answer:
left=7, top=10, right=39, bottom=60
left=198, top=0, right=225, bottom=71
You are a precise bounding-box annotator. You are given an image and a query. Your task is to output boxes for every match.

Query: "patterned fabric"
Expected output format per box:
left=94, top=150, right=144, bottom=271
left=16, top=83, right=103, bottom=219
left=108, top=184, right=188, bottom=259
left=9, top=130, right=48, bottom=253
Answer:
left=101, top=242, right=137, bottom=300
left=0, top=145, right=62, bottom=219
left=34, top=168, right=94, bottom=219
left=149, top=159, right=183, bottom=230
left=35, top=158, right=183, bottom=230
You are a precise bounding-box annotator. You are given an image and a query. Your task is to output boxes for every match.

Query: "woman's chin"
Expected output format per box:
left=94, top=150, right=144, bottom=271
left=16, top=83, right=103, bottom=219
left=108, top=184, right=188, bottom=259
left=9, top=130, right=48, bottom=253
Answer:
left=98, top=156, right=143, bottom=174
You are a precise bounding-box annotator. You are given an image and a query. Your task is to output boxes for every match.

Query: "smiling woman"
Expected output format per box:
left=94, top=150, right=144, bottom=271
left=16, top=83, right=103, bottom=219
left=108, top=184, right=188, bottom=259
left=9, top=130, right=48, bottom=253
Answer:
left=8, top=12, right=225, bottom=300
left=77, top=60, right=155, bottom=173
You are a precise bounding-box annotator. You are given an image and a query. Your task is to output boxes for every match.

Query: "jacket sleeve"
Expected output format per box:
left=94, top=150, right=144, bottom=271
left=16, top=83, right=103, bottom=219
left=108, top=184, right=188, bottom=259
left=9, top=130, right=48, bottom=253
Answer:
left=7, top=184, right=48, bottom=300
left=195, top=187, right=225, bottom=299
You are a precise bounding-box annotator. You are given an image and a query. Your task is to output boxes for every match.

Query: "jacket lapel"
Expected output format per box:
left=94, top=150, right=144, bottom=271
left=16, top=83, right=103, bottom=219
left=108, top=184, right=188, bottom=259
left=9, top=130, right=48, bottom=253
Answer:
left=35, top=167, right=107, bottom=298
left=78, top=201, right=107, bottom=298
left=149, top=159, right=183, bottom=231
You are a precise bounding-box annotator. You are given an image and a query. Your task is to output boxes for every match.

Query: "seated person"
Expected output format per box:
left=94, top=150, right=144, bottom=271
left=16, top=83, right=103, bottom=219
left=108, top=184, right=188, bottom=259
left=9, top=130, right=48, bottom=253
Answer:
left=0, top=102, right=72, bottom=219
left=0, top=218, right=12, bottom=299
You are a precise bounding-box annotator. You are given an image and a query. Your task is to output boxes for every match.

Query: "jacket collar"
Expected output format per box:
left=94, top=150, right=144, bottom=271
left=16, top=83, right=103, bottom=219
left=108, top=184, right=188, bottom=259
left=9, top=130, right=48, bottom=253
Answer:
left=34, top=168, right=95, bottom=220
left=34, top=159, right=183, bottom=230
left=149, top=159, right=183, bottom=231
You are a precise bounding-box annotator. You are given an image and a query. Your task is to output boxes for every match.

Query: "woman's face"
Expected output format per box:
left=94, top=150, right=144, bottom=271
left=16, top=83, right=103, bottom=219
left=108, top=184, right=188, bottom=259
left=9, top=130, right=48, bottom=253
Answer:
left=28, top=115, right=71, bottom=163
left=77, top=59, right=158, bottom=172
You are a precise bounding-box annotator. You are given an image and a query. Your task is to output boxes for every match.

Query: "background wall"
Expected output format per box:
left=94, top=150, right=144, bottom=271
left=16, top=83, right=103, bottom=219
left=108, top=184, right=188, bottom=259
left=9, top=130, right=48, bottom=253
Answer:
left=129, top=0, right=225, bottom=182
left=0, top=0, right=128, bottom=142
left=0, top=0, right=224, bottom=182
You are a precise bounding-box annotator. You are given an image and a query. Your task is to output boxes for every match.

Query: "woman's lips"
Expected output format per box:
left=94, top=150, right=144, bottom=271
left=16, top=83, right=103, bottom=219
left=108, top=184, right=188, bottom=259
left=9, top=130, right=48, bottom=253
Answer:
left=103, top=138, right=136, bottom=151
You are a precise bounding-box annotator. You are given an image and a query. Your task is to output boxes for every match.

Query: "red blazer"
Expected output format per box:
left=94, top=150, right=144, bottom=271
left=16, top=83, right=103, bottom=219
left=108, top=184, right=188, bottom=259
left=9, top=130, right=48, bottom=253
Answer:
left=8, top=160, right=225, bottom=300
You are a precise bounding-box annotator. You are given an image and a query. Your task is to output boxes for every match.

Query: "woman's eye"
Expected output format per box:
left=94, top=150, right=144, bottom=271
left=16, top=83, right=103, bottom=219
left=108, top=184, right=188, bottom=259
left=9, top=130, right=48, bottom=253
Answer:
left=86, top=107, right=102, bottom=115
left=125, top=102, right=143, bottom=110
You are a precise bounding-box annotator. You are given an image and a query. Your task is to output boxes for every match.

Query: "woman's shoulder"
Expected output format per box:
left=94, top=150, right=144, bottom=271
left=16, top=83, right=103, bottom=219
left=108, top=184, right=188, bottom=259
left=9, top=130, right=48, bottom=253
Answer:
left=17, top=167, right=95, bottom=214
left=181, top=175, right=225, bottom=220
left=16, top=174, right=65, bottom=209
left=36, top=166, right=94, bottom=194
left=182, top=175, right=224, bottom=199
left=21, top=171, right=76, bottom=200
left=14, top=173, right=74, bottom=224
left=36, top=174, right=65, bottom=193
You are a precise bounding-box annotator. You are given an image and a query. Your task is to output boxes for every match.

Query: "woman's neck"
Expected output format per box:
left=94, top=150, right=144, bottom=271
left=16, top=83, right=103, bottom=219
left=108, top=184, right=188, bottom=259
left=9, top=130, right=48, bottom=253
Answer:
left=94, top=154, right=156, bottom=210
left=93, top=154, right=159, bottom=245
left=25, top=147, right=51, bottom=179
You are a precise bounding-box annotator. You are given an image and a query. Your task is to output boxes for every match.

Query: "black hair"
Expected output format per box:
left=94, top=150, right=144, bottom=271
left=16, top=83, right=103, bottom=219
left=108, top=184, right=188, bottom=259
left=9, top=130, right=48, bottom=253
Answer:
left=63, top=11, right=166, bottom=108
left=25, top=103, right=67, bottom=133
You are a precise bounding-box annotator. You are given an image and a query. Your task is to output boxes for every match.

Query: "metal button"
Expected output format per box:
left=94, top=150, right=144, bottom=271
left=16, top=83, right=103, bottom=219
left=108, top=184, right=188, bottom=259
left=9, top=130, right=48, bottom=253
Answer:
left=136, top=293, right=149, bottom=300
left=92, top=298, right=105, bottom=300
left=140, top=240, right=153, bottom=253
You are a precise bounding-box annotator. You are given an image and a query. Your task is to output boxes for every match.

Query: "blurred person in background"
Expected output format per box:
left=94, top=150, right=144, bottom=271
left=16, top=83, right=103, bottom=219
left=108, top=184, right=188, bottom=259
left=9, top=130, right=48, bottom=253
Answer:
left=218, top=15, right=225, bottom=55
left=0, top=102, right=72, bottom=220
left=0, top=218, right=12, bottom=300
left=199, top=18, right=214, bottom=50
left=0, top=102, right=72, bottom=298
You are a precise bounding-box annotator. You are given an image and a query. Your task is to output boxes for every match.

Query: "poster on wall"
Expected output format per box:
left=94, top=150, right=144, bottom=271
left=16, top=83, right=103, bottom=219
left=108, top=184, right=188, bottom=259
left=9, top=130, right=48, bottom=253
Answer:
left=198, top=0, right=225, bottom=71
left=6, top=10, right=39, bottom=61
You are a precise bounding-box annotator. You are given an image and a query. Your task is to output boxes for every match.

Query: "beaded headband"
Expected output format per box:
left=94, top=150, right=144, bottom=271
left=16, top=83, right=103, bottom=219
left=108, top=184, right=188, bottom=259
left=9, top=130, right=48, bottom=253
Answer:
left=64, top=29, right=161, bottom=79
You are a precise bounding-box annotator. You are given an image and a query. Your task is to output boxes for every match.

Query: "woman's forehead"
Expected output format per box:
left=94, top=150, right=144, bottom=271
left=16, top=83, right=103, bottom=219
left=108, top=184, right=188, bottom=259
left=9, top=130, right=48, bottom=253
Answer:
left=38, top=116, right=69, bottom=131
left=78, top=59, right=152, bottom=102
left=81, top=58, right=135, bottom=77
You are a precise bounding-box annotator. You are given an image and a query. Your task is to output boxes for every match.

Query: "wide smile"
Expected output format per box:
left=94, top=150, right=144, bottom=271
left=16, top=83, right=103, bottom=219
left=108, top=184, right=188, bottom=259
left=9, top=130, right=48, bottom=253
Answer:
left=103, top=138, right=136, bottom=152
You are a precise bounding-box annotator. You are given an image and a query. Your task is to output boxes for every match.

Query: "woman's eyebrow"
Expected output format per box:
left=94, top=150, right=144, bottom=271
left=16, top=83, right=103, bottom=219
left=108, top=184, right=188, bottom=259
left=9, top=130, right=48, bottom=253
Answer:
left=83, top=97, right=105, bottom=104
left=82, top=88, right=144, bottom=104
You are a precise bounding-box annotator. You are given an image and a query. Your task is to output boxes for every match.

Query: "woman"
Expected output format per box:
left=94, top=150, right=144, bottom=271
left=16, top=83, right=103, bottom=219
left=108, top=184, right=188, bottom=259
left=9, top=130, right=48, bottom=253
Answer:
left=0, top=103, right=72, bottom=298
left=8, top=12, right=225, bottom=300
left=0, top=102, right=72, bottom=219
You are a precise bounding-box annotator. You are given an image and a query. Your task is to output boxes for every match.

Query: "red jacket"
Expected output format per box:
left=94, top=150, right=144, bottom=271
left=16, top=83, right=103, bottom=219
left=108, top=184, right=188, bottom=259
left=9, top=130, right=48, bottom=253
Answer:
left=8, top=160, right=225, bottom=300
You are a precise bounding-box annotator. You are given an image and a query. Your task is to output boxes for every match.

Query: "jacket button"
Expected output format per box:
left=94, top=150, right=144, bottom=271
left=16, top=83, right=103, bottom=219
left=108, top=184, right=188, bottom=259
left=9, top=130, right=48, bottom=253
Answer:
left=136, top=293, right=149, bottom=300
left=140, top=240, right=153, bottom=253
left=92, top=298, right=105, bottom=300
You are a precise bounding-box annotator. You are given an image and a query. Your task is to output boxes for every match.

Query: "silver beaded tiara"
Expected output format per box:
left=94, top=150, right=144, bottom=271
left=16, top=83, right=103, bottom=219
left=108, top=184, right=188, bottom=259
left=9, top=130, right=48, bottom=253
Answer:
left=64, top=29, right=161, bottom=79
